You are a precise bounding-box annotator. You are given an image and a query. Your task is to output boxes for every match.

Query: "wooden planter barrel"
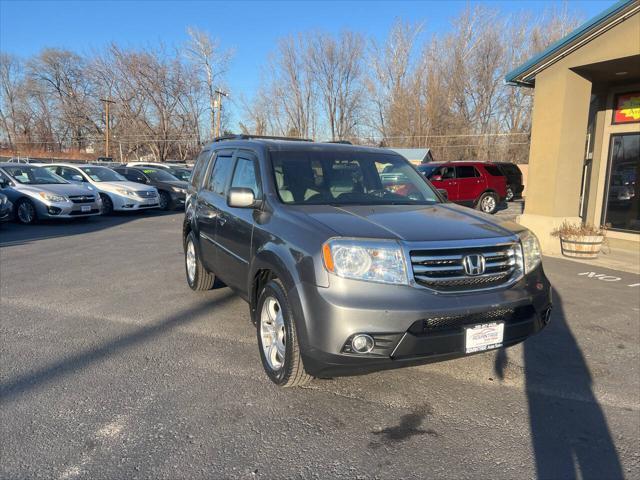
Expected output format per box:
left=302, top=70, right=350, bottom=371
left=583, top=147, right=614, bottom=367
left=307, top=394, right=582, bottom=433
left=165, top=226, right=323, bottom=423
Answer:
left=559, top=235, right=604, bottom=259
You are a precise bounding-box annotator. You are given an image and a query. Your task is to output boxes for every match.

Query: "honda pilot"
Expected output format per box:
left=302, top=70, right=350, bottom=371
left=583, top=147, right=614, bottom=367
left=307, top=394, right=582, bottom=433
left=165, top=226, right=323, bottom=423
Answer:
left=183, top=136, right=552, bottom=387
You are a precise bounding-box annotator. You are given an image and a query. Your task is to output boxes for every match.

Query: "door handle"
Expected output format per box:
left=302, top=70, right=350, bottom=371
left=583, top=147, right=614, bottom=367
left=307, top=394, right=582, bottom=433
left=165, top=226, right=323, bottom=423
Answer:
left=218, top=216, right=227, bottom=226
left=198, top=209, right=217, bottom=220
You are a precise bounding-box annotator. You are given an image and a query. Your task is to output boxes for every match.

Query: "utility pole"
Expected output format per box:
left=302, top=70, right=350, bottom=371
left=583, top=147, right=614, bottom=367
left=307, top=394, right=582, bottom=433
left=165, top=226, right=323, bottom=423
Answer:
left=100, top=98, right=115, bottom=158
left=214, top=90, right=228, bottom=138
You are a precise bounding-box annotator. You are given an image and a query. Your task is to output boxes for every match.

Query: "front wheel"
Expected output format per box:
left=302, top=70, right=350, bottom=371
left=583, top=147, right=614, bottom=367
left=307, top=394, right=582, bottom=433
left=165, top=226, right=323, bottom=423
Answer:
left=100, top=193, right=114, bottom=214
left=257, top=279, right=312, bottom=387
left=159, top=191, right=171, bottom=211
left=477, top=192, right=498, bottom=214
left=16, top=199, right=38, bottom=225
left=185, top=231, right=215, bottom=291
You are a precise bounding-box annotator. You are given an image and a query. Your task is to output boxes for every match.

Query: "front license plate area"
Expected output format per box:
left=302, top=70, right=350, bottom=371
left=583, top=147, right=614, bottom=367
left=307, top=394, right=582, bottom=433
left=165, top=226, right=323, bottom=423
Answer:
left=81, top=205, right=91, bottom=212
left=465, top=322, right=504, bottom=354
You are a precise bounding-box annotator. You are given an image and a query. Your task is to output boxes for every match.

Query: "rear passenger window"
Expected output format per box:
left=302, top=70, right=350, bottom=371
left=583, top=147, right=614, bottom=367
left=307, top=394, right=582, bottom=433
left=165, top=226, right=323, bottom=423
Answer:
left=208, top=156, right=234, bottom=194
left=456, top=166, right=480, bottom=178
left=190, top=150, right=211, bottom=188
left=484, top=165, right=504, bottom=176
left=231, top=158, right=259, bottom=194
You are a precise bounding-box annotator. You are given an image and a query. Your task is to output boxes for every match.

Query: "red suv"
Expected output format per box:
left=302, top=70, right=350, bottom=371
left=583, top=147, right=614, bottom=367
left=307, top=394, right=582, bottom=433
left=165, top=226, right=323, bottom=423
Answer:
left=417, top=162, right=507, bottom=214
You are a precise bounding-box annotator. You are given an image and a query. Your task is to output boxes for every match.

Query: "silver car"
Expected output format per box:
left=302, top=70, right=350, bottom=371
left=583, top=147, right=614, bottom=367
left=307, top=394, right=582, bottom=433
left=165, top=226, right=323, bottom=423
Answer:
left=0, top=163, right=102, bottom=224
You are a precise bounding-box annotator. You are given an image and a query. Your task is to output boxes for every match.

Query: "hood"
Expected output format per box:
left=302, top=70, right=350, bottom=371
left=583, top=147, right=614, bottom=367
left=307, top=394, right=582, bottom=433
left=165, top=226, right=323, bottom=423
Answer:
left=291, top=203, right=521, bottom=242
left=96, top=181, right=155, bottom=193
left=158, top=180, right=189, bottom=189
left=15, top=182, right=97, bottom=197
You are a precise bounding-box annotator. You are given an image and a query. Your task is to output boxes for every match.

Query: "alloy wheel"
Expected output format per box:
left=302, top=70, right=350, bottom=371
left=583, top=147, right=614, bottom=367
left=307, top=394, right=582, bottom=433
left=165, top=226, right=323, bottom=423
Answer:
left=17, top=201, right=35, bottom=224
left=481, top=195, right=496, bottom=213
left=186, top=239, right=196, bottom=284
left=260, top=296, right=286, bottom=371
left=505, top=187, right=514, bottom=202
left=159, top=192, right=169, bottom=210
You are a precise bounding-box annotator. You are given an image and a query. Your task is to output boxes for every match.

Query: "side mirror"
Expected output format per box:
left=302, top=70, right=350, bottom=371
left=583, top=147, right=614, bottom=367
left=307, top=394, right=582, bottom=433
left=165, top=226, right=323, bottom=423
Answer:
left=228, top=187, right=258, bottom=208
left=71, top=174, right=84, bottom=182
left=437, top=188, right=449, bottom=200
left=431, top=175, right=442, bottom=182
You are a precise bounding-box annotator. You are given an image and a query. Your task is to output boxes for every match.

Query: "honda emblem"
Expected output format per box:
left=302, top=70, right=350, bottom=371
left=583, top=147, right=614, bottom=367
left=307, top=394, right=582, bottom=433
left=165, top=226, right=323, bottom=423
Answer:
left=462, top=254, right=486, bottom=276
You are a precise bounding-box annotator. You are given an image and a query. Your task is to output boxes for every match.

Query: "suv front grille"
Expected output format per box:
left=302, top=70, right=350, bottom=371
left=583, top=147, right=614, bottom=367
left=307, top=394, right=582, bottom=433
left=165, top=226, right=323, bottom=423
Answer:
left=68, top=195, right=95, bottom=204
left=410, top=244, right=520, bottom=292
left=408, top=306, right=535, bottom=334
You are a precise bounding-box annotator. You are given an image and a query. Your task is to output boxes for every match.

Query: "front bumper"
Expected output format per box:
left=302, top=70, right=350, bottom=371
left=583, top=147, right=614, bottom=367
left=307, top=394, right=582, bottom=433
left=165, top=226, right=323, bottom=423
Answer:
left=296, top=267, right=552, bottom=378
left=170, top=191, right=186, bottom=209
left=111, top=193, right=159, bottom=211
left=0, top=201, right=12, bottom=222
left=35, top=199, right=102, bottom=218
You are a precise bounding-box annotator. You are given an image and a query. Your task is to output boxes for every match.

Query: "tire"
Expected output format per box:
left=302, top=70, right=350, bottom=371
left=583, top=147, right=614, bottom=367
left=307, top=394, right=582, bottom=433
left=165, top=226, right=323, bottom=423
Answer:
left=15, top=198, right=38, bottom=225
left=159, top=191, right=171, bottom=211
left=100, top=193, right=114, bottom=215
left=477, top=192, right=498, bottom=214
left=505, top=187, right=514, bottom=202
left=256, top=279, right=312, bottom=388
left=185, top=231, right=215, bottom=291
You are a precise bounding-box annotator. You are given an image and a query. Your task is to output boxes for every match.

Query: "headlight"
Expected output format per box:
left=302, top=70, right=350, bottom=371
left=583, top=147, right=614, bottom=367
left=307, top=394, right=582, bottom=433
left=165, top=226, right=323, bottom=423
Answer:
left=322, top=238, right=408, bottom=285
left=38, top=192, right=67, bottom=202
left=115, top=188, right=135, bottom=197
left=519, top=230, right=541, bottom=273
left=172, top=186, right=186, bottom=193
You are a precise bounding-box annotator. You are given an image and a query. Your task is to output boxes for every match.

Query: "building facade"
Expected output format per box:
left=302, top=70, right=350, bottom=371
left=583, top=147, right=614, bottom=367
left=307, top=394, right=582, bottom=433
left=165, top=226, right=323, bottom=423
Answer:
left=506, top=0, right=640, bottom=253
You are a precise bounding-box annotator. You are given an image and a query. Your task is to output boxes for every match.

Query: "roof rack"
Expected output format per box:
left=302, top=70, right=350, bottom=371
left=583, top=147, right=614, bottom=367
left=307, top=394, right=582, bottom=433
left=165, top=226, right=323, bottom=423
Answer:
left=212, top=134, right=313, bottom=143
left=324, top=140, right=352, bottom=145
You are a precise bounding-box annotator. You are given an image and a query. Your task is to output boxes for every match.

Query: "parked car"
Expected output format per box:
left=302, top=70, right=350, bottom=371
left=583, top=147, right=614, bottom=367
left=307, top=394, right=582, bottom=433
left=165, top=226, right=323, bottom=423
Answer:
left=126, top=162, right=192, bottom=182
left=0, top=163, right=102, bottom=224
left=114, top=167, right=188, bottom=210
left=494, top=162, right=524, bottom=201
left=44, top=164, right=159, bottom=214
left=183, top=136, right=551, bottom=387
left=417, top=161, right=507, bottom=214
left=0, top=192, right=13, bottom=223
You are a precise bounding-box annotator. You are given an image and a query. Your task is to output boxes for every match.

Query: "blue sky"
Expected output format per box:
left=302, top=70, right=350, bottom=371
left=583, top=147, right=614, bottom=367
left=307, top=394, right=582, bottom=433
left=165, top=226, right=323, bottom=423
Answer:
left=0, top=0, right=616, bottom=119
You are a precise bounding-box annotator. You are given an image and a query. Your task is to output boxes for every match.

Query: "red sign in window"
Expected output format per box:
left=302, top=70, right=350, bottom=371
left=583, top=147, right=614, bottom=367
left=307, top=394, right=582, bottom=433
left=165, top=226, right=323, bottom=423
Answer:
left=613, top=92, right=640, bottom=124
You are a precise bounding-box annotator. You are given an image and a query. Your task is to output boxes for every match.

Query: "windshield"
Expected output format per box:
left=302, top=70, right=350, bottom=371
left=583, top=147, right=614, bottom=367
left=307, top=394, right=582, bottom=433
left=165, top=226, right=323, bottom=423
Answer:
left=271, top=151, right=440, bottom=205
left=2, top=165, right=68, bottom=185
left=141, top=168, right=179, bottom=182
left=80, top=167, right=127, bottom=182
left=169, top=168, right=192, bottom=182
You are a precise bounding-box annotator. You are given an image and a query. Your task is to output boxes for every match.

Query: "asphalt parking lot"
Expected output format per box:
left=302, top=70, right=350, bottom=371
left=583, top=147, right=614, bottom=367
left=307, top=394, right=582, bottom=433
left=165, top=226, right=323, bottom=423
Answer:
left=1, top=212, right=639, bottom=479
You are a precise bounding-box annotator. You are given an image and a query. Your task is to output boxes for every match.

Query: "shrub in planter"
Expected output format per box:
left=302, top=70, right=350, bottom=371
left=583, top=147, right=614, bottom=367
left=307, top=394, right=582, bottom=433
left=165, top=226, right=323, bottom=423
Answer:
left=551, top=221, right=607, bottom=259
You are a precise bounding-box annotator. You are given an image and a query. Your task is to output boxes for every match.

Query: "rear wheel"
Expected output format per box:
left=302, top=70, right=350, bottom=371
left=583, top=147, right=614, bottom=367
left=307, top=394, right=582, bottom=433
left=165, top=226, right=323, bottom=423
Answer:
left=185, top=231, right=215, bottom=291
left=16, top=199, right=37, bottom=225
left=257, top=279, right=312, bottom=387
left=477, top=192, right=498, bottom=214
left=100, top=193, right=114, bottom=214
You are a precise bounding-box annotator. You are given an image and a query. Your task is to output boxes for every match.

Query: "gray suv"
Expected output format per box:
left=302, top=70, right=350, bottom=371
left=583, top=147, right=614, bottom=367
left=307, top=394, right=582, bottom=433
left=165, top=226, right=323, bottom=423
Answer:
left=183, top=136, right=552, bottom=387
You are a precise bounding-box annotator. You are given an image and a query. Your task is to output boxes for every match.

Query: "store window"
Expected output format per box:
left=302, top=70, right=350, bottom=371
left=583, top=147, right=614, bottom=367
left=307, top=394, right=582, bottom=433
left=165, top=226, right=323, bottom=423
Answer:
left=602, top=133, right=640, bottom=233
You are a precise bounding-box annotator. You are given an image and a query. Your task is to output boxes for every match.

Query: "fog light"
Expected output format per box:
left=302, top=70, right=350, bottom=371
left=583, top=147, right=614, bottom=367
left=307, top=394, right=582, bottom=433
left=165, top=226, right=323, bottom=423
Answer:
left=351, top=334, right=375, bottom=354
left=47, top=206, right=61, bottom=215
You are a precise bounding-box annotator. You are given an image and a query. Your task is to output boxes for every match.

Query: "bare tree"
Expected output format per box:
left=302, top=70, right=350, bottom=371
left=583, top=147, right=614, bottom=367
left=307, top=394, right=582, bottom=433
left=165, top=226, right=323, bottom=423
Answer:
left=366, top=20, right=423, bottom=144
left=307, top=31, right=365, bottom=140
left=185, top=27, right=233, bottom=141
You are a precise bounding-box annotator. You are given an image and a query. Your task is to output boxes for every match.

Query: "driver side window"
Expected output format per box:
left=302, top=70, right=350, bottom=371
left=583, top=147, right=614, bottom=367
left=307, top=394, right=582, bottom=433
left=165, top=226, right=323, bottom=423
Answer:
left=230, top=158, right=259, bottom=194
